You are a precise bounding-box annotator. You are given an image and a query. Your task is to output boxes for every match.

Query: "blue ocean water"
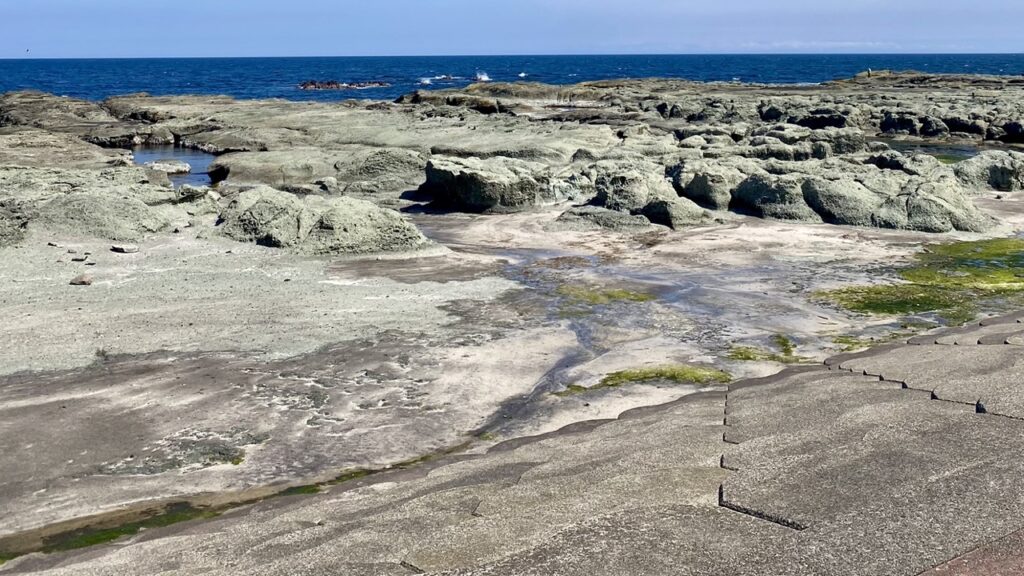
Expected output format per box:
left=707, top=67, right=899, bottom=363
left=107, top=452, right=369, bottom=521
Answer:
left=1, top=54, right=1022, bottom=102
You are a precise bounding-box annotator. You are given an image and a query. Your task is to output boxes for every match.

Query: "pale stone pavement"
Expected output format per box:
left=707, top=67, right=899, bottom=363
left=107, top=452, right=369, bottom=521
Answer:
left=6, top=313, right=1024, bottom=576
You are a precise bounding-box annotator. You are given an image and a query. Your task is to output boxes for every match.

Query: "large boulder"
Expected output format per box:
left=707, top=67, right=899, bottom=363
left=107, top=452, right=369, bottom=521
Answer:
left=554, top=206, right=652, bottom=232
left=590, top=160, right=676, bottom=213
left=34, top=194, right=171, bottom=241
left=218, top=187, right=431, bottom=255
left=640, top=198, right=711, bottom=229
left=801, top=178, right=882, bottom=227
left=731, top=174, right=822, bottom=222
left=680, top=165, right=746, bottom=210
left=419, top=156, right=557, bottom=213
left=953, top=150, right=1024, bottom=192
left=874, top=180, right=995, bottom=233
left=218, top=187, right=313, bottom=247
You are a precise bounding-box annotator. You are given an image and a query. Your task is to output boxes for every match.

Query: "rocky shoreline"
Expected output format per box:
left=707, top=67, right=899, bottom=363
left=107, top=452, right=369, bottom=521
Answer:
left=1, top=72, right=1024, bottom=573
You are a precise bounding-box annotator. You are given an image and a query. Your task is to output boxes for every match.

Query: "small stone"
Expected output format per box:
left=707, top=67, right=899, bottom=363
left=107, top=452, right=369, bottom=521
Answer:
left=71, top=256, right=88, bottom=262
left=47, top=242, right=59, bottom=247
left=69, top=274, right=93, bottom=286
left=110, top=244, right=139, bottom=254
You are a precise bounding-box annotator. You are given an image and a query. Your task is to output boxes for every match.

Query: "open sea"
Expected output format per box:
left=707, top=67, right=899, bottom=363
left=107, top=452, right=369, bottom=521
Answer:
left=1, top=54, right=1023, bottom=102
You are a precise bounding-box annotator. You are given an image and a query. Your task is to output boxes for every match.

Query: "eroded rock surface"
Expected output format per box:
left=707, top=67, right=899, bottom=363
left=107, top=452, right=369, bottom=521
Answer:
left=2, top=73, right=1024, bottom=573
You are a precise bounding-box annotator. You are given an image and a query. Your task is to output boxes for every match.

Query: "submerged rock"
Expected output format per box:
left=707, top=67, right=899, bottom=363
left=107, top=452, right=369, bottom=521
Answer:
left=144, top=159, right=191, bottom=174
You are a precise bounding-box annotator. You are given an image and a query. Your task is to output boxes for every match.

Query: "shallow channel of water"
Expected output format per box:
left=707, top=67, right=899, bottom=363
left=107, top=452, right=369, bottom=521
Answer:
left=131, top=146, right=216, bottom=188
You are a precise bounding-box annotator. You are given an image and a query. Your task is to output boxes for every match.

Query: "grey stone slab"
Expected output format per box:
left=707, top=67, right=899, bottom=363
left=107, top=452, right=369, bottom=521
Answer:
left=840, top=345, right=1024, bottom=418
left=725, top=371, right=902, bottom=444
left=744, top=458, right=1024, bottom=576
left=920, top=528, right=1024, bottom=575
left=979, top=312, right=1024, bottom=326
left=933, top=323, right=1024, bottom=346
left=447, top=505, right=796, bottom=576
left=722, top=398, right=1024, bottom=530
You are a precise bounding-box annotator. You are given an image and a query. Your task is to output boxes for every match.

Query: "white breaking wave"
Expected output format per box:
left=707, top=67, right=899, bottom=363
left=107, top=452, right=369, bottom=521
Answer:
left=518, top=72, right=528, bottom=78
left=475, top=71, right=491, bottom=82
left=419, top=78, right=432, bottom=85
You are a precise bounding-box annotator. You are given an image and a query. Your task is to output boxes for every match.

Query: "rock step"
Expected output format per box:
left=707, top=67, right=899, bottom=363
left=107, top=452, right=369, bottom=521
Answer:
left=908, top=322, right=1024, bottom=346
left=839, top=344, right=1024, bottom=418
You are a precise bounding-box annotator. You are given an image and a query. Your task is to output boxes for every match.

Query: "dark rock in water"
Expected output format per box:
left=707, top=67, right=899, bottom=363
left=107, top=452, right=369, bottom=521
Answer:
left=298, top=80, right=391, bottom=91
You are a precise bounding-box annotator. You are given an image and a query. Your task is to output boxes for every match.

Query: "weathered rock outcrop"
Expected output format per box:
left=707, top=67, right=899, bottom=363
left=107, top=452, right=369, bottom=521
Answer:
left=419, top=156, right=564, bottom=213
left=554, top=206, right=653, bottom=231
left=0, top=165, right=221, bottom=241
left=0, top=130, right=131, bottom=169
left=218, top=186, right=431, bottom=254
left=954, top=150, right=1024, bottom=192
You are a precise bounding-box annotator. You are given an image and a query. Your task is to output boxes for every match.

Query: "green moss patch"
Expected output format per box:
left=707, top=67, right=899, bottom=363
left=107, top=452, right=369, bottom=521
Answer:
left=728, top=334, right=809, bottom=364
left=556, top=284, right=655, bottom=306
left=279, top=485, right=322, bottom=496
left=326, top=468, right=374, bottom=485
left=555, top=364, right=731, bottom=397
left=818, top=238, right=1024, bottom=325
left=40, top=503, right=220, bottom=554
left=934, top=154, right=964, bottom=165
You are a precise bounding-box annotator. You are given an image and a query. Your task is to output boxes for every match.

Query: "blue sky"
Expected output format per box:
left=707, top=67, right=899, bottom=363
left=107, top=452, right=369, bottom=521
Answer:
left=3, top=0, right=1022, bottom=58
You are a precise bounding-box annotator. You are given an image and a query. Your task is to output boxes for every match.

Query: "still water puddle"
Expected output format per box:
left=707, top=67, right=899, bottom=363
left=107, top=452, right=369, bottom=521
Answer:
left=132, top=146, right=216, bottom=187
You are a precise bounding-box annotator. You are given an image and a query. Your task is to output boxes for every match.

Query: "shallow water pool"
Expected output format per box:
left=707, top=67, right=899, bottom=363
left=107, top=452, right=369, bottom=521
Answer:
left=132, top=146, right=216, bottom=188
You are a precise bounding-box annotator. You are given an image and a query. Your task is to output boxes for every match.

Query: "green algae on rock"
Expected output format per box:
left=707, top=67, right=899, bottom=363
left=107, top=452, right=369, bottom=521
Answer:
left=555, top=284, right=656, bottom=306
left=728, top=334, right=810, bottom=364
left=555, top=364, right=731, bottom=397
left=818, top=238, right=1024, bottom=325
left=42, top=503, right=220, bottom=555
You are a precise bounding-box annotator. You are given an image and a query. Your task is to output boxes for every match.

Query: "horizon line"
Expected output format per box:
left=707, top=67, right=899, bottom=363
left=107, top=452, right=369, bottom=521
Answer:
left=2, top=51, right=1024, bottom=62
